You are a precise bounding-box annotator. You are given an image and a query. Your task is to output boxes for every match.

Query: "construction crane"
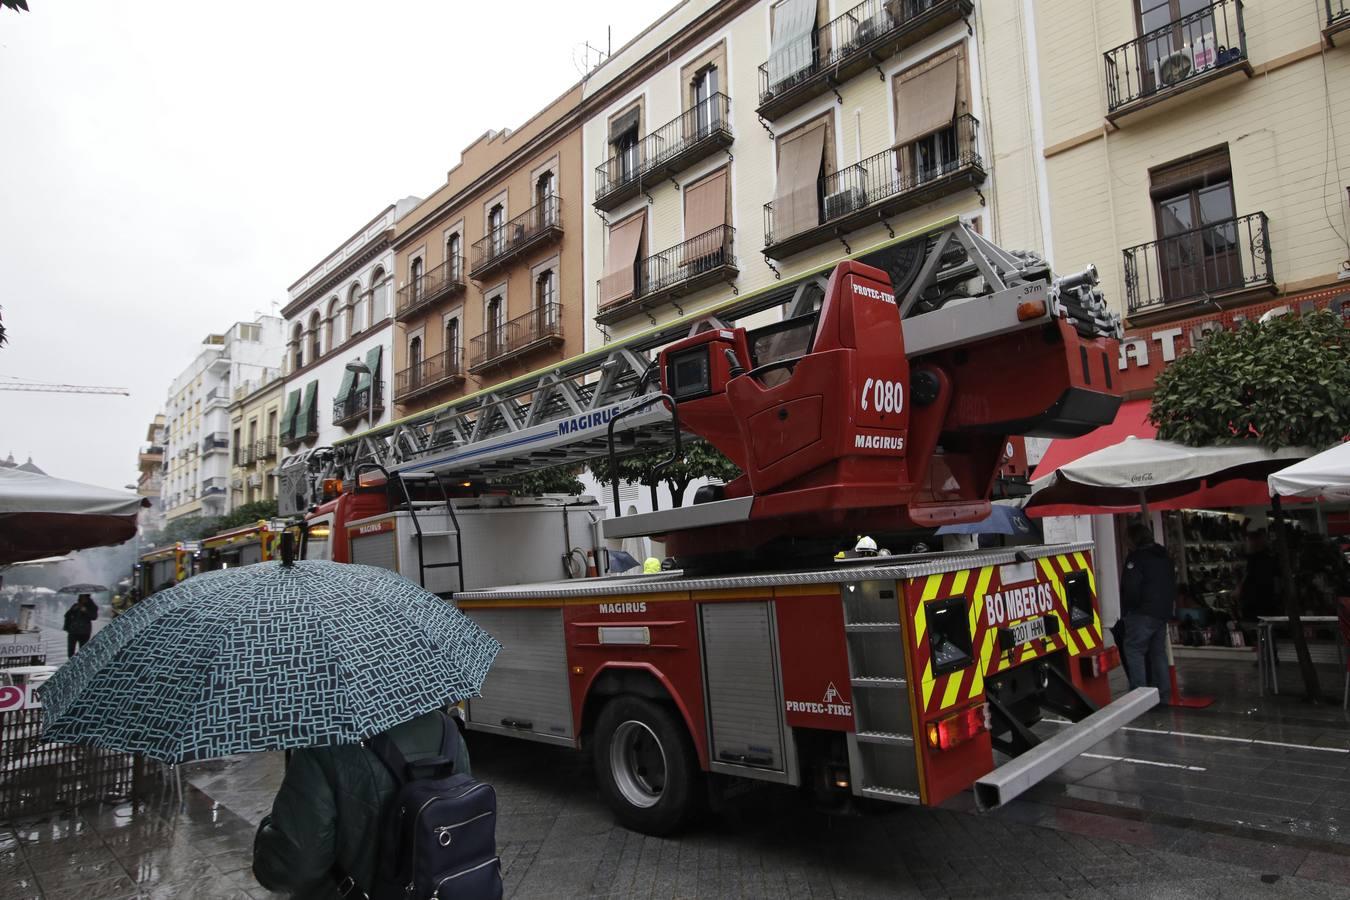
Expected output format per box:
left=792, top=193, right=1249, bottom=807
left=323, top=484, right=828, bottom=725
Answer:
left=0, top=380, right=129, bottom=396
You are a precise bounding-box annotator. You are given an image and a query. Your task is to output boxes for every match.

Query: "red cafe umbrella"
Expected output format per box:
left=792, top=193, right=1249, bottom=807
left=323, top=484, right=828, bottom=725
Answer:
left=0, top=467, right=147, bottom=564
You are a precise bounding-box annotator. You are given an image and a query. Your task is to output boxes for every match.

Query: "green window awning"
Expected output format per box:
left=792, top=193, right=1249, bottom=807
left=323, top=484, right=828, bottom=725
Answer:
left=280, top=390, right=301, bottom=442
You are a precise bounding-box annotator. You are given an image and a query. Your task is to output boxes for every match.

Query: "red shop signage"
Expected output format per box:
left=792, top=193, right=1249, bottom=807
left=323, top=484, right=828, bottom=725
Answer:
left=1117, top=287, right=1350, bottom=394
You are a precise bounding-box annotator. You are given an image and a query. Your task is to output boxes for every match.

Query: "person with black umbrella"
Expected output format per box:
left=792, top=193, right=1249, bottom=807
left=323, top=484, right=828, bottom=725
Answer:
left=1119, top=522, right=1176, bottom=705
left=62, top=592, right=98, bottom=657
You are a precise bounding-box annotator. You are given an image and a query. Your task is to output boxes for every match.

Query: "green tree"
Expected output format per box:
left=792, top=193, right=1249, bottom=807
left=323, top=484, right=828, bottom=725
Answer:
left=217, top=500, right=279, bottom=531
left=492, top=465, right=585, bottom=497
left=1149, top=309, right=1349, bottom=701
left=1149, top=311, right=1350, bottom=450
left=587, top=440, right=741, bottom=508
left=143, top=515, right=223, bottom=548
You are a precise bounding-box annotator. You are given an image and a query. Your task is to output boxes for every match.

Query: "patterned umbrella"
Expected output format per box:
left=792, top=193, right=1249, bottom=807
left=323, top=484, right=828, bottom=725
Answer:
left=38, top=560, right=500, bottom=763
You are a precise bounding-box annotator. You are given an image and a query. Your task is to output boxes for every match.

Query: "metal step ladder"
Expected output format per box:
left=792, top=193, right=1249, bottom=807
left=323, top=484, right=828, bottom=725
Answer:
left=840, top=580, right=921, bottom=803
left=362, top=466, right=466, bottom=595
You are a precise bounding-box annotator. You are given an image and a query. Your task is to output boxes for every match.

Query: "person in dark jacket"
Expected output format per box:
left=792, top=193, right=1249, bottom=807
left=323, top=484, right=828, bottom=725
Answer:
left=1119, top=522, right=1176, bottom=705
left=253, top=709, right=470, bottom=899
left=62, top=593, right=98, bottom=657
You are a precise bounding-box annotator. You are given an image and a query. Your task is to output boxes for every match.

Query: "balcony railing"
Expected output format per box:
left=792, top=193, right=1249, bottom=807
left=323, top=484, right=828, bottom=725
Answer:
left=332, top=382, right=385, bottom=427
left=763, top=114, right=983, bottom=259
left=1104, top=0, right=1248, bottom=116
left=757, top=0, right=970, bottom=120
left=201, top=477, right=229, bottom=497
left=1329, top=0, right=1350, bottom=40
left=256, top=435, right=278, bottom=460
left=395, top=348, right=465, bottom=402
left=470, top=196, right=563, bottom=279
left=594, top=94, right=734, bottom=211
left=396, top=256, right=466, bottom=321
left=201, top=433, right=230, bottom=455
left=282, top=411, right=318, bottom=446
left=1123, top=212, right=1272, bottom=316
left=597, top=226, right=739, bottom=326
left=469, top=302, right=564, bottom=371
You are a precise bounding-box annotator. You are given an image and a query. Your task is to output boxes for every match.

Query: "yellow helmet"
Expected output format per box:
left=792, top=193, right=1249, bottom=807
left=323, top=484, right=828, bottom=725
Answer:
left=643, top=557, right=662, bottom=574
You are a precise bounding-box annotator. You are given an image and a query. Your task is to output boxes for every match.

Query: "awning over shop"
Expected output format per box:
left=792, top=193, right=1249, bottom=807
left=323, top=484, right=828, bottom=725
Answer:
left=0, top=468, right=148, bottom=564
left=1269, top=441, right=1350, bottom=501
left=1028, top=399, right=1304, bottom=517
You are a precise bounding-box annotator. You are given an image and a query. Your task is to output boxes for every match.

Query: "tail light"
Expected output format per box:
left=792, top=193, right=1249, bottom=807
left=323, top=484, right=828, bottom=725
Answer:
left=1080, top=647, right=1120, bottom=679
left=925, top=703, right=991, bottom=752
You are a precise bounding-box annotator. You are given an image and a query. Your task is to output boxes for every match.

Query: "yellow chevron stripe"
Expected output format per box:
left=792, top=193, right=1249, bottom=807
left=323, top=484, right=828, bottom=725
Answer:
left=1061, top=615, right=1081, bottom=654
left=921, top=662, right=935, bottom=708
left=941, top=670, right=964, bottom=709
left=1057, top=554, right=1072, bottom=574
left=921, top=574, right=942, bottom=601
left=1078, top=626, right=1094, bottom=650
left=952, top=569, right=970, bottom=595
left=914, top=599, right=929, bottom=648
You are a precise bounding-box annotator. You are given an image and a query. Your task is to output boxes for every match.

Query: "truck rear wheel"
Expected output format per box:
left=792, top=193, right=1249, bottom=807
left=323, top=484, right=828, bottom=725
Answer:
left=593, top=695, right=701, bottom=835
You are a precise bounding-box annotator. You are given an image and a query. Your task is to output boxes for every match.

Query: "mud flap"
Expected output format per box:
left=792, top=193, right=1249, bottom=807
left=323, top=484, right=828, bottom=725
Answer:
left=974, top=687, right=1157, bottom=811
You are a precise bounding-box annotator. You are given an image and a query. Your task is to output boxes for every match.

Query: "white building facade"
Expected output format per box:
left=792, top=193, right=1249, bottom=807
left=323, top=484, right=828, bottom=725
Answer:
left=161, top=315, right=284, bottom=521
left=277, top=199, right=421, bottom=514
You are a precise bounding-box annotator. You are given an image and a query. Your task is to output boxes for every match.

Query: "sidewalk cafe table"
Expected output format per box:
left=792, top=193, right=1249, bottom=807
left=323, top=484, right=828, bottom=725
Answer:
left=1256, top=616, right=1344, bottom=696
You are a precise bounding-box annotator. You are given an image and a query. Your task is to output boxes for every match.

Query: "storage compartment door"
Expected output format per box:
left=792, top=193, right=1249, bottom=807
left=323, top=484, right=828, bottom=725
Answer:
left=351, top=530, right=398, bottom=573
left=462, top=607, right=574, bottom=745
left=701, top=602, right=786, bottom=772
left=238, top=543, right=263, bottom=566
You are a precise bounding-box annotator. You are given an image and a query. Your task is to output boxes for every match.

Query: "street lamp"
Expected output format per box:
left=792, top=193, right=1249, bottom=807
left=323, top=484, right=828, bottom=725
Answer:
left=345, top=360, right=374, bottom=425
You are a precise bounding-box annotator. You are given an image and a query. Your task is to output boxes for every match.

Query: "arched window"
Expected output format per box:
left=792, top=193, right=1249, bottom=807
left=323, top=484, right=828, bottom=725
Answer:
left=291, top=323, right=305, bottom=370
left=308, top=311, right=322, bottom=361
left=409, top=258, right=423, bottom=302
left=326, top=297, right=342, bottom=348
left=408, top=336, right=423, bottom=388
left=488, top=205, right=505, bottom=255
left=346, top=283, right=360, bottom=338
left=446, top=234, right=462, bottom=282
left=486, top=295, right=504, bottom=355
left=535, top=172, right=555, bottom=225
left=369, top=267, right=386, bottom=324
left=445, top=318, right=460, bottom=369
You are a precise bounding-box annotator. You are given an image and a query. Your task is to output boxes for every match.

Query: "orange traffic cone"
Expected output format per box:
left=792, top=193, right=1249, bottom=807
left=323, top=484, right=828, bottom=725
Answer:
left=585, top=550, right=598, bottom=578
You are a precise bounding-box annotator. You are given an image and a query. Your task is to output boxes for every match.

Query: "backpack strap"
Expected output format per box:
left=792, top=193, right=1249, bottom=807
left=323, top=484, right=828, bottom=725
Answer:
left=369, top=711, right=458, bottom=785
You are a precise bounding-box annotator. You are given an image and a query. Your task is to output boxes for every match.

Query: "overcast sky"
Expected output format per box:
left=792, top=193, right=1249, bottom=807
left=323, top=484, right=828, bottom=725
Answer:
left=0, top=0, right=671, bottom=491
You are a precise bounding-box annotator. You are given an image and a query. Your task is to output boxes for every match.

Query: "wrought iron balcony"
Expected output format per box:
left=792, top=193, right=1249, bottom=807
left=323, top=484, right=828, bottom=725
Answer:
left=1123, top=211, right=1272, bottom=318
left=396, top=256, right=465, bottom=321
left=469, top=302, right=564, bottom=372
left=256, top=436, right=278, bottom=460
left=594, top=94, right=734, bottom=211
left=1104, top=0, right=1250, bottom=118
left=282, top=411, right=318, bottom=447
left=763, top=114, right=983, bottom=260
left=332, top=382, right=385, bottom=427
left=201, top=477, right=229, bottom=497
left=1328, top=0, right=1350, bottom=43
left=201, top=433, right=230, bottom=455
left=395, top=348, right=465, bottom=403
left=597, top=226, right=739, bottom=326
left=756, top=0, right=971, bottom=120
left=470, top=196, right=563, bottom=279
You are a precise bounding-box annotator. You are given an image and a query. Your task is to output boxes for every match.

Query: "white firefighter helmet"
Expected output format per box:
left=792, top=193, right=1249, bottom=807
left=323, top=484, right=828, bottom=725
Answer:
left=854, top=535, right=878, bottom=556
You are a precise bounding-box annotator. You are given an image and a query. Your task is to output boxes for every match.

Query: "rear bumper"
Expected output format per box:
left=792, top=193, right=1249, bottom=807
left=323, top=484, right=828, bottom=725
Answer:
left=973, top=686, right=1157, bottom=811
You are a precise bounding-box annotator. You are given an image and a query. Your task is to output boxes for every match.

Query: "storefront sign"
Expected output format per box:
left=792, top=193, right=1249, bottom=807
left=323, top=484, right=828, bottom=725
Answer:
left=1117, top=288, right=1349, bottom=394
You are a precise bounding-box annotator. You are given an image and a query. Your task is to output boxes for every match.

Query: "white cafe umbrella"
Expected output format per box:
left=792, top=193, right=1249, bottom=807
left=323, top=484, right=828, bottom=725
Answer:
left=1028, top=436, right=1313, bottom=514
left=1268, top=441, right=1350, bottom=501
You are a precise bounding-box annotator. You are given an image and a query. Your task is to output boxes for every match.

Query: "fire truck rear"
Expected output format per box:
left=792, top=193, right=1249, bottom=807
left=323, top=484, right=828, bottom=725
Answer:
left=304, top=222, right=1155, bottom=833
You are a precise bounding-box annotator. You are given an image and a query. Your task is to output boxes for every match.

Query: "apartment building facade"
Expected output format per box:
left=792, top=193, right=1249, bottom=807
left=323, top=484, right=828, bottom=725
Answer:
left=136, top=414, right=166, bottom=535
left=228, top=372, right=284, bottom=507
left=278, top=199, right=420, bottom=468
left=1033, top=0, right=1350, bottom=341
left=581, top=0, right=1029, bottom=347
left=391, top=88, right=585, bottom=415
left=161, top=316, right=284, bottom=521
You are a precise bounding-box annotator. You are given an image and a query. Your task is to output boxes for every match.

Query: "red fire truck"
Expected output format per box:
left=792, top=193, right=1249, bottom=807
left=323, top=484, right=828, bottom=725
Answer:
left=300, top=222, right=1153, bottom=833
left=137, top=522, right=281, bottom=596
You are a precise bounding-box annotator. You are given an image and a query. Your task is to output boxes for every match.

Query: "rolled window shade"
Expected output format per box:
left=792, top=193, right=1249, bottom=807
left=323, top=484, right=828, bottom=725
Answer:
left=609, top=107, right=641, bottom=142
left=771, top=125, right=826, bottom=239
left=893, top=57, right=959, bottom=147
left=683, top=170, right=728, bottom=241
left=600, top=216, right=646, bottom=306
left=765, top=0, right=817, bottom=91
left=1149, top=148, right=1231, bottom=196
